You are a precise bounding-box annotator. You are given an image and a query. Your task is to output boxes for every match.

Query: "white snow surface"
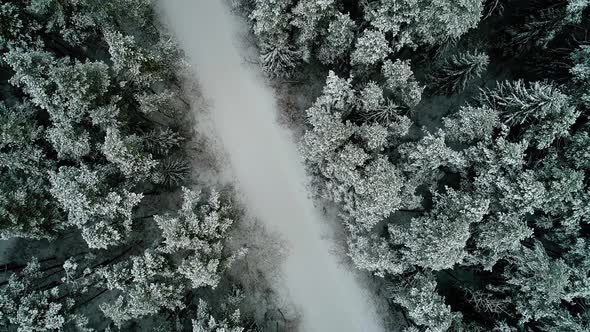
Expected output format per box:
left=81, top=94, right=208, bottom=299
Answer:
left=158, top=1, right=383, bottom=331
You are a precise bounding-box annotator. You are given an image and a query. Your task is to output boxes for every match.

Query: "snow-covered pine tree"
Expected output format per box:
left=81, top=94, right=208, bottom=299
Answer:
left=191, top=299, right=245, bottom=332
left=291, top=0, right=336, bottom=62
left=318, top=12, right=357, bottom=65
left=382, top=59, right=424, bottom=108
left=362, top=0, right=484, bottom=49
left=386, top=272, right=461, bottom=331
left=155, top=187, right=244, bottom=289
left=479, top=80, right=579, bottom=149
left=49, top=165, right=143, bottom=249
left=98, top=251, right=186, bottom=327
left=351, top=30, right=390, bottom=67
left=428, top=50, right=489, bottom=95
left=301, top=71, right=411, bottom=231
left=0, top=258, right=94, bottom=331
left=0, top=102, right=64, bottom=240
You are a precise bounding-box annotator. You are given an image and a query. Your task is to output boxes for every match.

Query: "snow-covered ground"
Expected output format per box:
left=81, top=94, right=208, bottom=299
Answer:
left=157, top=1, right=383, bottom=331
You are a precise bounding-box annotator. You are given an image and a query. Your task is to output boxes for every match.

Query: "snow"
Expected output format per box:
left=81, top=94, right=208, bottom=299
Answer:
left=157, top=1, right=384, bottom=331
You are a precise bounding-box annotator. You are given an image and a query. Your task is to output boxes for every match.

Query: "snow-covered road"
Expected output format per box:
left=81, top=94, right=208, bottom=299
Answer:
left=158, top=1, right=383, bottom=331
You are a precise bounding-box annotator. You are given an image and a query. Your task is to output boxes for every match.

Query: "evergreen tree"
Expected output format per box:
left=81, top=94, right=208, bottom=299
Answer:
left=49, top=165, right=143, bottom=249
left=570, top=44, right=590, bottom=107
left=479, top=80, right=579, bottom=149
left=191, top=299, right=245, bottom=332
left=0, top=258, right=94, bottom=331
left=291, top=0, right=336, bottom=61
left=429, top=50, right=489, bottom=95
left=259, top=41, right=300, bottom=78
left=347, top=234, right=406, bottom=277
left=102, top=126, right=158, bottom=181
left=382, top=59, right=424, bottom=107
left=301, top=71, right=411, bottom=231
left=98, top=251, right=186, bottom=327
left=155, top=187, right=244, bottom=289
left=248, top=0, right=300, bottom=76
left=391, top=188, right=489, bottom=271
left=0, top=102, right=63, bottom=240
left=351, top=30, right=390, bottom=67
left=387, top=272, right=461, bottom=332
left=443, top=105, right=499, bottom=143
left=362, top=0, right=484, bottom=50
left=318, top=12, right=357, bottom=65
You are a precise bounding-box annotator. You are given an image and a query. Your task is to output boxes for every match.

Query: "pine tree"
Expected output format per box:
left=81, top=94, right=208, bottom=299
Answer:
left=570, top=44, right=590, bottom=107
left=387, top=272, right=461, bottom=331
left=429, top=51, right=489, bottom=95
left=535, top=157, right=589, bottom=231
left=443, top=105, right=499, bottom=143
left=565, top=129, right=590, bottom=169
left=192, top=299, right=245, bottom=332
left=315, top=70, right=355, bottom=111
left=49, top=165, right=143, bottom=249
left=103, top=30, right=150, bottom=86
left=104, top=28, right=182, bottom=89
left=504, top=9, right=564, bottom=55
left=102, top=126, right=158, bottom=181
left=398, top=129, right=467, bottom=184
left=479, top=80, right=579, bottom=149
left=347, top=234, right=406, bottom=277
left=0, top=102, right=63, bottom=240
left=469, top=212, right=533, bottom=270
left=391, top=188, right=489, bottom=270
left=358, top=81, right=385, bottom=113
left=361, top=99, right=404, bottom=125
left=0, top=3, right=36, bottom=51
left=248, top=0, right=293, bottom=43
left=135, top=90, right=180, bottom=116
left=351, top=30, right=390, bottom=67
left=0, top=258, right=89, bottom=331
left=565, top=0, right=590, bottom=24
left=291, top=0, right=336, bottom=61
left=154, top=157, right=191, bottom=187
left=142, top=128, right=184, bottom=156
left=155, top=187, right=243, bottom=289
left=260, top=40, right=300, bottom=78
left=248, top=0, right=299, bottom=76
left=362, top=0, right=484, bottom=49
left=318, top=12, right=357, bottom=65
left=27, top=0, right=98, bottom=46
left=500, top=242, right=572, bottom=324
left=4, top=48, right=111, bottom=159
left=382, top=59, right=424, bottom=107
left=301, top=71, right=413, bottom=231
left=98, top=251, right=185, bottom=327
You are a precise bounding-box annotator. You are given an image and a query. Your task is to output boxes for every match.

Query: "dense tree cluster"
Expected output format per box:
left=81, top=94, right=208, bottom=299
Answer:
left=241, top=0, right=485, bottom=75
left=241, top=0, right=590, bottom=330
left=3, top=0, right=590, bottom=330
left=0, top=1, right=250, bottom=330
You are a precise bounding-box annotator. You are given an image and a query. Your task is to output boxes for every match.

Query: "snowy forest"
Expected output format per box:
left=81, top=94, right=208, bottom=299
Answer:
left=1, top=0, right=590, bottom=331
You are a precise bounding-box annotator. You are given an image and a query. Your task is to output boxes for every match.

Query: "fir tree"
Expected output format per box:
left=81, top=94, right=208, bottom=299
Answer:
left=429, top=50, right=489, bottom=95
left=382, top=59, right=424, bottom=107
left=318, top=12, right=357, bottom=65
left=351, top=30, right=390, bottom=67
left=479, top=80, right=579, bottom=149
